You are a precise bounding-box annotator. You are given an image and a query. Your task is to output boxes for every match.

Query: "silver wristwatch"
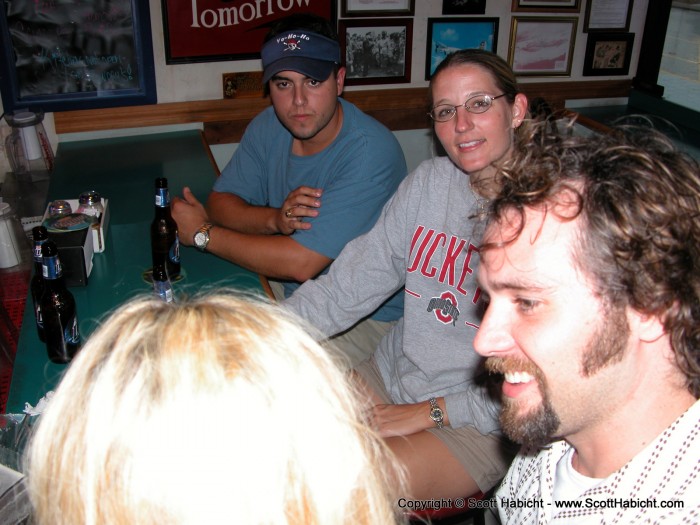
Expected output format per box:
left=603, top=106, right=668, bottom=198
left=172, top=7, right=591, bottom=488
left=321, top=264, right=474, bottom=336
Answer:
left=193, top=222, right=213, bottom=252
left=428, top=397, right=444, bottom=429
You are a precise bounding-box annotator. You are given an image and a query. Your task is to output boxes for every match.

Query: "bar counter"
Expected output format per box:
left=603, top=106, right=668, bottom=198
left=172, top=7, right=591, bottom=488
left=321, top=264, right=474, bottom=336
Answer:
left=6, top=130, right=266, bottom=413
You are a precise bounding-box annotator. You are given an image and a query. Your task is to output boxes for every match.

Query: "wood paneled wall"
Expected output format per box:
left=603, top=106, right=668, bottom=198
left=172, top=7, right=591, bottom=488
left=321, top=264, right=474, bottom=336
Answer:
left=54, top=79, right=632, bottom=143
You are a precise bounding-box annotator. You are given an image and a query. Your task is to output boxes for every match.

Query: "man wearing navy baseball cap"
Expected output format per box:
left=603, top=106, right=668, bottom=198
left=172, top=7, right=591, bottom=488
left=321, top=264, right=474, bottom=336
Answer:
left=260, top=25, right=341, bottom=84
left=172, top=13, right=407, bottom=369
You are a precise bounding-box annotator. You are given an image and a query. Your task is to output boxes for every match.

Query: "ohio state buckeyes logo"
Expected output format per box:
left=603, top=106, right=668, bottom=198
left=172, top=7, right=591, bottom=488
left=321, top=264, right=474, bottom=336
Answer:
left=427, top=291, right=460, bottom=326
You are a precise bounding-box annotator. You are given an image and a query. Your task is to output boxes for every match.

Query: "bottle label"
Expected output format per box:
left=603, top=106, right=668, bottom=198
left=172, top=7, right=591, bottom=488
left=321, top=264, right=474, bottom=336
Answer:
left=33, top=239, right=47, bottom=263
left=42, top=255, right=62, bottom=279
left=34, top=303, right=43, bottom=329
left=64, top=315, right=80, bottom=345
left=154, top=281, right=175, bottom=303
left=155, top=188, right=170, bottom=208
left=169, top=236, right=180, bottom=264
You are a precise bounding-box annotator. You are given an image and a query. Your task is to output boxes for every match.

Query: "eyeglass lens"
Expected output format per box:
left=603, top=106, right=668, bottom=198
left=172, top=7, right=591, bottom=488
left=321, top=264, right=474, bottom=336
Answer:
left=430, top=94, right=501, bottom=121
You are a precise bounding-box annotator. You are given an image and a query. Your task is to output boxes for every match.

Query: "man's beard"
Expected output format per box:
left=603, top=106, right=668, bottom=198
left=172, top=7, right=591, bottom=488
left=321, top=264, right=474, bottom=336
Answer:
left=486, top=356, right=559, bottom=448
left=485, top=304, right=629, bottom=448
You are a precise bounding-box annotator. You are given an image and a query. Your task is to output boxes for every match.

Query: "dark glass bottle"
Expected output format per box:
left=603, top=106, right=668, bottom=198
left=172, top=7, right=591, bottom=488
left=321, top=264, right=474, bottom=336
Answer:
left=152, top=262, right=175, bottom=303
left=40, top=240, right=81, bottom=363
left=30, top=226, right=49, bottom=342
left=150, top=177, right=180, bottom=279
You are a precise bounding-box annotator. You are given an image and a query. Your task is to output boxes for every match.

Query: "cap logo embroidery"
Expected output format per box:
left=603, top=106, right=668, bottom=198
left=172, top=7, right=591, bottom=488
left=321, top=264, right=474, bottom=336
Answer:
left=284, top=39, right=300, bottom=51
left=276, top=33, right=311, bottom=52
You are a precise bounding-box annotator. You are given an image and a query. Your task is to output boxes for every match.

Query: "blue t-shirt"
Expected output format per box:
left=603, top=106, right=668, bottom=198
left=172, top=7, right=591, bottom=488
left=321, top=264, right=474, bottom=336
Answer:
left=213, top=98, right=407, bottom=322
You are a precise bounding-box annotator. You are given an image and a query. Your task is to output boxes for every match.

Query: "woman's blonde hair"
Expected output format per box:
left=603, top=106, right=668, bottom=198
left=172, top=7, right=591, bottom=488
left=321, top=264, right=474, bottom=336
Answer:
left=25, top=292, right=405, bottom=524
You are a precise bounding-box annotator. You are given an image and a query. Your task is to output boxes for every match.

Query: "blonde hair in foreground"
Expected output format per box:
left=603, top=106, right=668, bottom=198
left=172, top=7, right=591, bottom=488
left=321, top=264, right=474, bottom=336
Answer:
left=26, top=292, right=405, bottom=525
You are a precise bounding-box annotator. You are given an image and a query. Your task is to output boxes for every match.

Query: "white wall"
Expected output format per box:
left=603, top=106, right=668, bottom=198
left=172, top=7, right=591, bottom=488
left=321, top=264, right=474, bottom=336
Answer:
left=0, top=0, right=649, bottom=178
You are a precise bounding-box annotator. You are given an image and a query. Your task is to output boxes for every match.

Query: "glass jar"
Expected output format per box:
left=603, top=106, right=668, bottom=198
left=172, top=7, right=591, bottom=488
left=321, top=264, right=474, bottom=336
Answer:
left=76, top=190, right=103, bottom=220
left=48, top=200, right=72, bottom=218
left=0, top=202, right=26, bottom=269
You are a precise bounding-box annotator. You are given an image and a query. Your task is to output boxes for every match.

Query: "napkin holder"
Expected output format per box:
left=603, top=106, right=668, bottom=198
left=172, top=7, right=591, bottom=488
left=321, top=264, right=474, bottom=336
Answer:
left=41, top=198, right=110, bottom=287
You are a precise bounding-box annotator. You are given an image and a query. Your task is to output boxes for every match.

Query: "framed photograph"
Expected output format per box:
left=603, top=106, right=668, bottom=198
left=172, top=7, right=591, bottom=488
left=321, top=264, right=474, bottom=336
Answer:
left=0, top=0, right=156, bottom=113
left=425, top=18, right=499, bottom=79
left=341, top=0, right=415, bottom=17
left=339, top=19, right=413, bottom=86
left=442, top=0, right=486, bottom=15
left=508, top=17, right=577, bottom=76
left=584, top=0, right=633, bottom=32
left=511, top=0, right=581, bottom=13
left=583, top=32, right=634, bottom=75
left=162, top=1, right=335, bottom=64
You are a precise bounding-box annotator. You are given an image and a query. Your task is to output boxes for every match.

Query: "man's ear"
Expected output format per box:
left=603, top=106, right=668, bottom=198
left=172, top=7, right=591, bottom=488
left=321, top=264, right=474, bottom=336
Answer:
left=629, top=308, right=666, bottom=344
left=336, top=67, right=346, bottom=96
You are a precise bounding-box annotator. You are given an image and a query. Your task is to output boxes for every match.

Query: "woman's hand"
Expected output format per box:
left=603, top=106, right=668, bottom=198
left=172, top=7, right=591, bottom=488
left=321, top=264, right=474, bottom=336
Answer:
left=368, top=398, right=448, bottom=438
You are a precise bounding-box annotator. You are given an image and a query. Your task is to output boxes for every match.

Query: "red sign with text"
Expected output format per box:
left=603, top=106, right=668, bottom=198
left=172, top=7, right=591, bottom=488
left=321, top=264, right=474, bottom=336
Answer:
left=162, top=0, right=335, bottom=63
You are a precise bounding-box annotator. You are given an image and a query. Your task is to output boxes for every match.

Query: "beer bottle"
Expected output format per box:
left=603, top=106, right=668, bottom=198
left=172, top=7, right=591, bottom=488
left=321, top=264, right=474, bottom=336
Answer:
left=40, top=240, right=81, bottom=363
left=150, top=177, right=180, bottom=279
left=152, top=262, right=175, bottom=303
left=30, top=226, right=49, bottom=342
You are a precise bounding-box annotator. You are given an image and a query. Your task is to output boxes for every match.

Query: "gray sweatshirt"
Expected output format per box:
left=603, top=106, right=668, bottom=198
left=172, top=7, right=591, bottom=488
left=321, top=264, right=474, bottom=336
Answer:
left=283, top=157, right=501, bottom=434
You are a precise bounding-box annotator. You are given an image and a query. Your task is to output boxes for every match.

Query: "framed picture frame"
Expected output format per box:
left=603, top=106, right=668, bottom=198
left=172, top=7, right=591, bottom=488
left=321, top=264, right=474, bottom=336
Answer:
left=339, top=19, right=413, bottom=86
left=583, top=32, right=634, bottom=75
left=442, top=0, right=486, bottom=15
left=425, top=18, right=499, bottom=80
left=161, top=1, right=335, bottom=64
left=0, top=0, right=156, bottom=113
left=511, top=0, right=581, bottom=13
left=341, top=0, right=415, bottom=17
left=508, top=16, right=577, bottom=76
left=584, top=0, right=633, bottom=32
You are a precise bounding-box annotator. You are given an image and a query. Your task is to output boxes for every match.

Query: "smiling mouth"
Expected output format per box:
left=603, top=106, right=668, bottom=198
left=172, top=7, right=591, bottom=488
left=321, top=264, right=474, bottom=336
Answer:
left=504, top=371, right=535, bottom=384
left=458, top=139, right=484, bottom=149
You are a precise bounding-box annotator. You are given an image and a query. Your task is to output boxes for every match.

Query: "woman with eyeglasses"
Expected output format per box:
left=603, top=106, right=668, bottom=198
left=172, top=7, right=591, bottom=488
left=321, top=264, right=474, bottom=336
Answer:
left=284, top=49, right=530, bottom=505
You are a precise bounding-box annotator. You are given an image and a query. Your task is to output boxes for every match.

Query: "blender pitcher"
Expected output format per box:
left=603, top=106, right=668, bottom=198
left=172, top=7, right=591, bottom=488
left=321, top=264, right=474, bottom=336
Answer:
left=4, top=111, right=54, bottom=175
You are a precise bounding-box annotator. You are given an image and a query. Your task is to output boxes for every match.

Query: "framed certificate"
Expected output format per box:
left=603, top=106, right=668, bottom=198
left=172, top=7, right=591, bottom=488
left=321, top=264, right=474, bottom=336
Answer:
left=584, top=0, right=634, bottom=32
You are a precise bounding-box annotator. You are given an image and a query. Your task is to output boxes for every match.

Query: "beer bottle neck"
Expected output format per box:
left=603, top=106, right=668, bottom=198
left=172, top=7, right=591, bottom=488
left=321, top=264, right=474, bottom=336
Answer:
left=33, top=239, right=47, bottom=275
left=42, top=254, right=66, bottom=286
left=154, top=187, right=170, bottom=208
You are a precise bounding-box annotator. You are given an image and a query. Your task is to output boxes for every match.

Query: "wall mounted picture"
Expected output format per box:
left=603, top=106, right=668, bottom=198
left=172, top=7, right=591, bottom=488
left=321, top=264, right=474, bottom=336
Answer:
left=511, top=0, right=581, bottom=12
left=584, top=0, right=634, bottom=32
left=0, top=0, right=156, bottom=113
left=508, top=16, right=577, bottom=76
left=339, top=19, right=413, bottom=86
left=442, top=0, right=486, bottom=15
left=341, top=0, right=415, bottom=17
left=425, top=18, right=499, bottom=79
left=583, top=32, right=634, bottom=75
left=161, top=1, right=335, bottom=64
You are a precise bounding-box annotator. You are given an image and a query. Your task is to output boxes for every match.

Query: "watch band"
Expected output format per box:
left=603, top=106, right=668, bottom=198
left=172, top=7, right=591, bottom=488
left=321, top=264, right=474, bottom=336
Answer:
left=428, top=397, right=444, bottom=429
left=195, top=222, right=213, bottom=252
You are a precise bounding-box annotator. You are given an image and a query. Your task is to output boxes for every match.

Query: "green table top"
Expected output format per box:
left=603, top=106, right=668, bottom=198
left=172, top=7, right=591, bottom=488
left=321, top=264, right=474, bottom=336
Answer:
left=6, top=130, right=265, bottom=413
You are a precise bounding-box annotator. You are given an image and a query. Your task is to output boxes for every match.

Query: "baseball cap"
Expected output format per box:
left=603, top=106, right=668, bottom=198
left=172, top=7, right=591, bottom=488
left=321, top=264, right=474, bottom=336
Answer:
left=261, top=29, right=341, bottom=83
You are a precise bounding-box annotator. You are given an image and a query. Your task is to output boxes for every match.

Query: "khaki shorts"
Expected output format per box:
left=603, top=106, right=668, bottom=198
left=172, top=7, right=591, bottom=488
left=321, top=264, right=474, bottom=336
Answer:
left=269, top=280, right=395, bottom=370
left=355, top=357, right=518, bottom=493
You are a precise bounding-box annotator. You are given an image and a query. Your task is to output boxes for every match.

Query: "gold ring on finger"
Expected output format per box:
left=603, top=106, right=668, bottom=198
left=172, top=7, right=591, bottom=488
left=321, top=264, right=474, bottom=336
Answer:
left=285, top=208, right=294, bottom=218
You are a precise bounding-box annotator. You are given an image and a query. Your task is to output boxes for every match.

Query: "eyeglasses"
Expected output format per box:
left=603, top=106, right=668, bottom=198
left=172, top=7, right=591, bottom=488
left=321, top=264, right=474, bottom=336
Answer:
left=428, top=94, right=506, bottom=122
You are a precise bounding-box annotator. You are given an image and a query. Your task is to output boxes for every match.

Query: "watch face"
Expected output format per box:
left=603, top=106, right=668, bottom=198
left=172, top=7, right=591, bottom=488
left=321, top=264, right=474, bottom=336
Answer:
left=194, top=232, right=205, bottom=246
left=430, top=407, right=443, bottom=420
